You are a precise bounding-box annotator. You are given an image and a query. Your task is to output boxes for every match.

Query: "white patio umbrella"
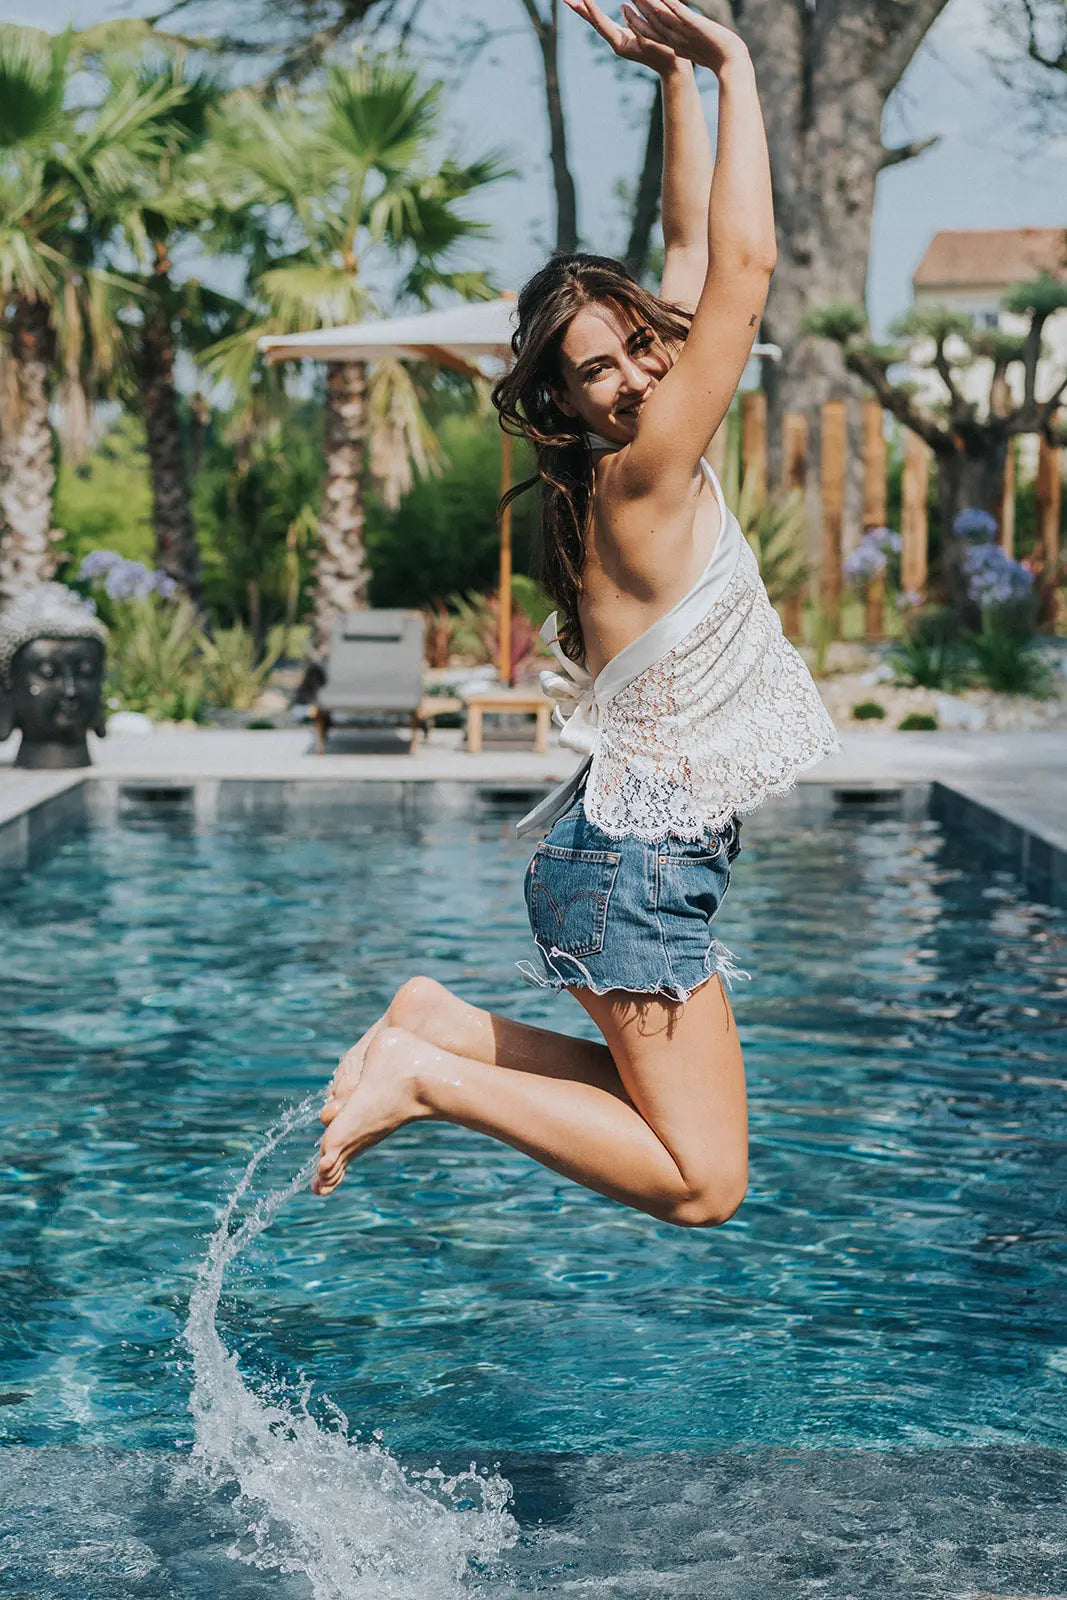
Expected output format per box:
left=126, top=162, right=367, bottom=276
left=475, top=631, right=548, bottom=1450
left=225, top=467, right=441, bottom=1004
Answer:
left=259, top=298, right=781, bottom=682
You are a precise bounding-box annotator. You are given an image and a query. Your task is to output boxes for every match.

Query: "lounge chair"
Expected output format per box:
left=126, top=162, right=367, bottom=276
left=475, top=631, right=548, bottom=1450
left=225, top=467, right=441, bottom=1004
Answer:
left=311, top=609, right=425, bottom=754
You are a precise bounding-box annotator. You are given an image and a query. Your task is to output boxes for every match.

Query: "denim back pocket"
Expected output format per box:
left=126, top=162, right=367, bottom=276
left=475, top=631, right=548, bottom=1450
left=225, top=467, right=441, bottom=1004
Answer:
left=656, top=837, right=731, bottom=925
left=526, top=844, right=621, bottom=958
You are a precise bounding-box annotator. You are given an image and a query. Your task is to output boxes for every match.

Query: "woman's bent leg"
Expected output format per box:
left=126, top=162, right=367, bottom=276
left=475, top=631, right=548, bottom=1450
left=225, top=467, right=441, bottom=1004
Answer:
left=322, top=975, right=627, bottom=1123
left=314, top=975, right=747, bottom=1226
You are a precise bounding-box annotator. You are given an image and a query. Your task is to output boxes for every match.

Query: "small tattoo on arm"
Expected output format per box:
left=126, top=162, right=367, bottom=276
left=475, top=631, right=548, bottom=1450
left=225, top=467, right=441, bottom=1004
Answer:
left=748, top=315, right=758, bottom=327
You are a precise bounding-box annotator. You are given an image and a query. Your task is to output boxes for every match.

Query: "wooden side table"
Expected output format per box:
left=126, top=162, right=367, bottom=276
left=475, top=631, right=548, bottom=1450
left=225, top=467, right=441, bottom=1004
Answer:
left=463, top=689, right=553, bottom=755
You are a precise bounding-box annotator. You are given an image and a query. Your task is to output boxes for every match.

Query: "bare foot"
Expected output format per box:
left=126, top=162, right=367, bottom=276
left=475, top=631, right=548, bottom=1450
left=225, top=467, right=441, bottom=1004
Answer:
left=312, top=1027, right=432, bottom=1196
left=320, top=1018, right=384, bottom=1126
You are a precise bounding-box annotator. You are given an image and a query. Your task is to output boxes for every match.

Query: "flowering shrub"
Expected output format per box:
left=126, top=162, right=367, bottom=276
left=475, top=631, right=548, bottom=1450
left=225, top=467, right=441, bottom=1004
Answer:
left=960, top=543, right=1034, bottom=610
left=843, top=526, right=903, bottom=587
left=78, top=550, right=177, bottom=602
left=952, top=508, right=998, bottom=544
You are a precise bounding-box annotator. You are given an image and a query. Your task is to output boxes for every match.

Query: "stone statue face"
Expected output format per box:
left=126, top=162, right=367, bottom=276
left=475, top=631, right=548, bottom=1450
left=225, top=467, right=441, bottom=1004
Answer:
left=8, top=635, right=106, bottom=768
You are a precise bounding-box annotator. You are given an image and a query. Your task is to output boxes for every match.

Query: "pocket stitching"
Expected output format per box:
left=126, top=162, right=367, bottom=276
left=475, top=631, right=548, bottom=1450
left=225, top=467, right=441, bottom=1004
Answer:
left=529, top=847, right=620, bottom=958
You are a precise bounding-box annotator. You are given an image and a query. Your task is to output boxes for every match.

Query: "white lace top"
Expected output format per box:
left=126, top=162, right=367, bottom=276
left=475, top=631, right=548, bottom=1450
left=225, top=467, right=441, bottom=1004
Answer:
left=516, top=453, right=841, bottom=842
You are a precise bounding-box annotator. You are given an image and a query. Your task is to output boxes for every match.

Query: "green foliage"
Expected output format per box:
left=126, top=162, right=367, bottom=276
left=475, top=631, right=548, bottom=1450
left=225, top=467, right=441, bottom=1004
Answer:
left=898, top=712, right=939, bottom=731
left=447, top=587, right=545, bottom=680
left=719, top=412, right=810, bottom=605
left=889, top=606, right=972, bottom=690
left=106, top=593, right=205, bottom=720
left=889, top=304, right=976, bottom=344
left=366, top=410, right=537, bottom=608
left=511, top=572, right=553, bottom=629
left=800, top=303, right=868, bottom=343
left=194, top=401, right=323, bottom=633
left=1002, top=273, right=1067, bottom=319
left=852, top=700, right=887, bottom=720
left=199, top=621, right=291, bottom=710
left=55, top=412, right=154, bottom=570
left=969, top=625, right=1053, bottom=697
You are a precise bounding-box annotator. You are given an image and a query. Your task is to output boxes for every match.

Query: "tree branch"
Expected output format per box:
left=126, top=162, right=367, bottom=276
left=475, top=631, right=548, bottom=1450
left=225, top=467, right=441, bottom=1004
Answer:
left=878, top=134, right=940, bottom=169
left=1021, top=0, right=1067, bottom=71
left=844, top=348, right=951, bottom=452
left=624, top=80, right=665, bottom=279
left=517, top=0, right=578, bottom=253
left=872, top=0, right=954, bottom=95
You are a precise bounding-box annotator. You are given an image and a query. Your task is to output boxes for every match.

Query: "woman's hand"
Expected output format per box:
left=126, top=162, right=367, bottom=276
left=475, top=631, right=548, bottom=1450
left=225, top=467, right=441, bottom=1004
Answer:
left=624, top=0, right=749, bottom=77
left=561, top=0, right=680, bottom=76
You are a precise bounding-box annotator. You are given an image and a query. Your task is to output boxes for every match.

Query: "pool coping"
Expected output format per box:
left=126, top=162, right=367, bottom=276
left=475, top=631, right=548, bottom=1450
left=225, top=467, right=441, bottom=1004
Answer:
left=2, top=731, right=1066, bottom=908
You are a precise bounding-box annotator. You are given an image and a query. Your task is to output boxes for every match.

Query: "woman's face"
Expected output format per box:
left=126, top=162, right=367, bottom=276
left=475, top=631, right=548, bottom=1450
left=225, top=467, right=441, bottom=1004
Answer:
left=553, top=303, right=671, bottom=444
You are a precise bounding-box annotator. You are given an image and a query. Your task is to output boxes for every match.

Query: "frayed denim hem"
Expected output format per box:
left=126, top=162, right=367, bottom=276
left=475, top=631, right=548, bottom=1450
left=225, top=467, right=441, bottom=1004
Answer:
left=516, top=938, right=751, bottom=1004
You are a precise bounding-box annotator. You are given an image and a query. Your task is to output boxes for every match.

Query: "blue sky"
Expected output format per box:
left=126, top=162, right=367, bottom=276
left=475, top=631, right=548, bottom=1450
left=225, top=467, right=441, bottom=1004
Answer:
left=6, top=0, right=1066, bottom=335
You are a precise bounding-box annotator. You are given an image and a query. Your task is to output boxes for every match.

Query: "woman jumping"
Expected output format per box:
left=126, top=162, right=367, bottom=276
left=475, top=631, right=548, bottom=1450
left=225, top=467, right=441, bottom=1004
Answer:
left=314, top=0, right=839, bottom=1224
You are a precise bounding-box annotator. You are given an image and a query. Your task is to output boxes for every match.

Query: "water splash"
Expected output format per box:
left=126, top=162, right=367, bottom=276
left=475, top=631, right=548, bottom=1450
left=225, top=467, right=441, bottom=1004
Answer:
left=184, top=1094, right=517, bottom=1599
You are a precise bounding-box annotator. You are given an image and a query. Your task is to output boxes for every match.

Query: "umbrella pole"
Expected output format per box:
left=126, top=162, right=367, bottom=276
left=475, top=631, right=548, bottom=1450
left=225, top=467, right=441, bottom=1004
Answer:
left=499, top=429, right=513, bottom=685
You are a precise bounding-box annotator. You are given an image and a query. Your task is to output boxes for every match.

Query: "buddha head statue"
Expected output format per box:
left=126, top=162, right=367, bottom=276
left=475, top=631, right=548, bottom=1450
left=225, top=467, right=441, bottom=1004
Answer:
left=0, top=583, right=109, bottom=769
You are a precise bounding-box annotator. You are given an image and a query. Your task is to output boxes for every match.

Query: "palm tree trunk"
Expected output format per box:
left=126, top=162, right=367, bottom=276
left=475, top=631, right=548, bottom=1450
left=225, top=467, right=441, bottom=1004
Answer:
left=0, top=298, right=59, bottom=602
left=313, top=360, right=369, bottom=653
left=139, top=299, right=202, bottom=603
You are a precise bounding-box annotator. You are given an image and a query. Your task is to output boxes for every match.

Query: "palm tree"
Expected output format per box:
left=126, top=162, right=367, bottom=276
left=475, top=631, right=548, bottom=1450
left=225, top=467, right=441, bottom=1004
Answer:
left=100, top=53, right=243, bottom=603
left=0, top=24, right=186, bottom=600
left=206, top=55, right=508, bottom=651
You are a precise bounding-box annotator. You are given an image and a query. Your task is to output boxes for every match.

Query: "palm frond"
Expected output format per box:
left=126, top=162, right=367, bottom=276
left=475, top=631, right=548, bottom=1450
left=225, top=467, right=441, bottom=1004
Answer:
left=324, top=58, right=441, bottom=176
left=0, top=24, right=70, bottom=150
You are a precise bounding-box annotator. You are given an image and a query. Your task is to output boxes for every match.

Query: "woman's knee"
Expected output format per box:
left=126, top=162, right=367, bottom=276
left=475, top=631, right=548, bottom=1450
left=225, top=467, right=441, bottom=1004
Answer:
left=666, top=1169, right=748, bottom=1229
left=387, top=975, right=450, bottom=1034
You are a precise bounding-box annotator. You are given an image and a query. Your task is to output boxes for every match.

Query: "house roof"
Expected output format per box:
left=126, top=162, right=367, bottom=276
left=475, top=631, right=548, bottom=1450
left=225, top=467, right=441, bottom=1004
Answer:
left=913, top=228, right=1067, bottom=290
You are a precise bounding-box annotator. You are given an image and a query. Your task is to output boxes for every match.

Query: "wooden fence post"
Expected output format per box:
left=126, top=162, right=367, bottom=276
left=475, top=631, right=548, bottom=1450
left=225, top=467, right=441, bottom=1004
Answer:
left=1036, top=426, right=1062, bottom=627
left=781, top=411, right=808, bottom=638
left=900, top=432, right=930, bottom=598
left=820, top=399, right=847, bottom=624
left=741, top=390, right=767, bottom=505
left=862, top=400, right=888, bottom=639
left=1000, top=439, right=1016, bottom=557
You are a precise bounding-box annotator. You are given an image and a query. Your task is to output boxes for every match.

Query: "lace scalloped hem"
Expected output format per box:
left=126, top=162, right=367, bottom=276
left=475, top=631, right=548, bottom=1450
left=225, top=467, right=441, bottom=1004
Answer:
left=516, top=937, right=751, bottom=1006
left=581, top=732, right=843, bottom=845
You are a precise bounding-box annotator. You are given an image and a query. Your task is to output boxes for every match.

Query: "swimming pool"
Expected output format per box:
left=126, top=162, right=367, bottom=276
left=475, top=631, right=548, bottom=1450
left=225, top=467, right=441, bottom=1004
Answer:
left=2, top=795, right=1065, bottom=1596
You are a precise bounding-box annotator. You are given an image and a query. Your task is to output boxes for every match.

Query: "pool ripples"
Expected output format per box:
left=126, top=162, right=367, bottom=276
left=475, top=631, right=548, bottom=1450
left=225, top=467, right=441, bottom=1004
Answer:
left=0, top=809, right=1065, bottom=1464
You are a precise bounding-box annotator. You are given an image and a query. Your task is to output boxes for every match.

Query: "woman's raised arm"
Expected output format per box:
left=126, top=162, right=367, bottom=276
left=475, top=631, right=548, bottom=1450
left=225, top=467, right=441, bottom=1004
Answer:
left=563, top=2, right=711, bottom=308
left=615, top=0, right=776, bottom=497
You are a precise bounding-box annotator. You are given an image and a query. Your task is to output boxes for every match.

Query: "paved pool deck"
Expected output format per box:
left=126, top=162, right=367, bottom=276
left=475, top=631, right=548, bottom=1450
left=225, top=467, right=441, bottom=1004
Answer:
left=2, top=724, right=1066, bottom=903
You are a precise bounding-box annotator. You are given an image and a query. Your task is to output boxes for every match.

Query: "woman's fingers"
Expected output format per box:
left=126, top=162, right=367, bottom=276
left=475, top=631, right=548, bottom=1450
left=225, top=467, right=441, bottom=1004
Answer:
left=566, top=0, right=645, bottom=56
left=624, top=0, right=675, bottom=45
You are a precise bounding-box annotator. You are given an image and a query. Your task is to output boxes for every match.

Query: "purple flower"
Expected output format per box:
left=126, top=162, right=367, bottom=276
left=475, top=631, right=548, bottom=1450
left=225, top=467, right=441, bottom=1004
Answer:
left=153, top=572, right=178, bottom=599
left=961, top=543, right=1032, bottom=608
left=896, top=589, right=924, bottom=612
left=78, top=549, right=123, bottom=580
left=869, top=526, right=903, bottom=556
left=844, top=543, right=887, bottom=583
left=844, top=525, right=903, bottom=586
left=104, top=558, right=157, bottom=601
left=953, top=508, right=998, bottom=545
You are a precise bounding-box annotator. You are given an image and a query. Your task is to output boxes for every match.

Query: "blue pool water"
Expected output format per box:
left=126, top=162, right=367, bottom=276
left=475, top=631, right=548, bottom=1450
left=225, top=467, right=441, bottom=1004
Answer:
left=2, top=798, right=1066, bottom=1596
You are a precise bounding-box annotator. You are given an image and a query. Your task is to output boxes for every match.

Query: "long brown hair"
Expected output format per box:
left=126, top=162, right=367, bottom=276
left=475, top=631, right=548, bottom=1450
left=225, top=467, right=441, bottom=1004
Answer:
left=492, top=253, right=692, bottom=663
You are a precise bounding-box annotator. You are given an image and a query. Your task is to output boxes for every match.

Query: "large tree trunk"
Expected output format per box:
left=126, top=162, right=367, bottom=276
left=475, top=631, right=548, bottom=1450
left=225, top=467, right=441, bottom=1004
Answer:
left=0, top=298, right=59, bottom=602
left=737, top=0, right=950, bottom=556
left=625, top=80, right=665, bottom=280
left=313, top=360, right=368, bottom=653
left=139, top=295, right=202, bottom=604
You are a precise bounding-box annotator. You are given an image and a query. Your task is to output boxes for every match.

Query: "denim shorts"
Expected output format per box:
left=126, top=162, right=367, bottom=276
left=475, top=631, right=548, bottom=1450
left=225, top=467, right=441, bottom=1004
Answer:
left=519, top=796, right=745, bottom=1004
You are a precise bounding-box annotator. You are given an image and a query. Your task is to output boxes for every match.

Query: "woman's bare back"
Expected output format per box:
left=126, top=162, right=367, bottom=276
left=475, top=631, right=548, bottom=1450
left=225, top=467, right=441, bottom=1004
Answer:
left=577, top=453, right=724, bottom=678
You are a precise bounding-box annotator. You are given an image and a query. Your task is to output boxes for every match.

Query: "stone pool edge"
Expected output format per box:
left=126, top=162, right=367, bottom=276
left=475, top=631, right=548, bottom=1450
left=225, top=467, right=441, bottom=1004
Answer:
left=2, top=754, right=1065, bottom=910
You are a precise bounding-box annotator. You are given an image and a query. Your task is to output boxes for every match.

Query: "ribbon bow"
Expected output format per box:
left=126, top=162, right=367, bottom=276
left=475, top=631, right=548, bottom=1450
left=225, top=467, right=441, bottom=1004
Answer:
left=538, top=613, right=598, bottom=754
